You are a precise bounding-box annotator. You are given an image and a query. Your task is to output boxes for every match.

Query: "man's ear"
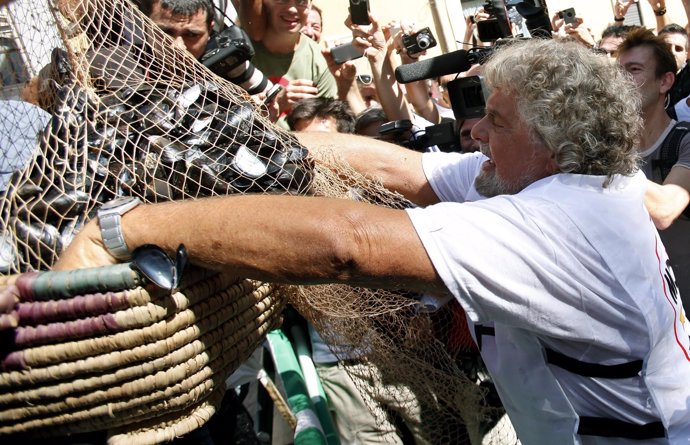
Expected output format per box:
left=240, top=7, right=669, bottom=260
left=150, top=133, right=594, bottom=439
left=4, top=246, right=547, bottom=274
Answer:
left=660, top=71, right=676, bottom=95
left=210, top=20, right=216, bottom=32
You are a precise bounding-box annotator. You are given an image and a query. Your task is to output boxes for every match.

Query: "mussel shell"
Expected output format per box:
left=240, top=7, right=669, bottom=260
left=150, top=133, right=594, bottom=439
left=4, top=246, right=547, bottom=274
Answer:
left=274, top=163, right=313, bottom=193
left=286, top=145, right=310, bottom=162
left=21, top=188, right=90, bottom=226
left=176, top=84, right=202, bottom=111
left=147, top=135, right=188, bottom=164
left=11, top=218, right=63, bottom=269
left=0, top=229, right=16, bottom=274
left=15, top=183, right=43, bottom=201
left=231, top=145, right=268, bottom=179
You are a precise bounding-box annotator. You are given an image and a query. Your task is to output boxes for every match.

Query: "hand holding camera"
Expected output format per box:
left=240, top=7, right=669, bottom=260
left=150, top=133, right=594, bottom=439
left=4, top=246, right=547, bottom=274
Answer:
left=347, top=13, right=387, bottom=63
left=402, top=27, right=437, bottom=57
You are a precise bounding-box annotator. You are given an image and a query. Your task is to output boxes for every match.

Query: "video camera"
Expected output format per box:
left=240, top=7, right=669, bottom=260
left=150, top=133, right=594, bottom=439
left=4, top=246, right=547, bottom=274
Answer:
left=378, top=119, right=461, bottom=153
left=511, top=0, right=552, bottom=38
left=476, top=0, right=552, bottom=41
left=476, top=0, right=513, bottom=42
left=200, top=23, right=271, bottom=95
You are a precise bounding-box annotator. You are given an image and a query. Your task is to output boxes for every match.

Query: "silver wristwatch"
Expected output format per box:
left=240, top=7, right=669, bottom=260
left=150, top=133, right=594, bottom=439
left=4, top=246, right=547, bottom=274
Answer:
left=97, top=196, right=141, bottom=260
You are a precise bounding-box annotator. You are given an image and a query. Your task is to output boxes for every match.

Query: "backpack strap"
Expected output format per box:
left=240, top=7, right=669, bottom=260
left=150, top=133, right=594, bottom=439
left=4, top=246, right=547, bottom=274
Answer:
left=652, top=121, right=690, bottom=180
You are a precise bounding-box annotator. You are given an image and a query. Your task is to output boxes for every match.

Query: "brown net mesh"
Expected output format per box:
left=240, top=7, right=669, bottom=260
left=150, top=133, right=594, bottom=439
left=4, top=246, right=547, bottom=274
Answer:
left=0, top=1, right=514, bottom=443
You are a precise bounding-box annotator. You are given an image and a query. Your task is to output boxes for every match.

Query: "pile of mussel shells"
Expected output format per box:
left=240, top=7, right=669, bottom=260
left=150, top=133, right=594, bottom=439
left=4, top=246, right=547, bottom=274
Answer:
left=2, top=59, right=312, bottom=273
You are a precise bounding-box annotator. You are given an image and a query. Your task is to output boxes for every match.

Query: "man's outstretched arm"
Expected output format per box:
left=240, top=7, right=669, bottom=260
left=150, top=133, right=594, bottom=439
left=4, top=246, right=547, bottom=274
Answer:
left=646, top=166, right=690, bottom=229
left=55, top=194, right=447, bottom=295
left=297, top=132, right=440, bottom=207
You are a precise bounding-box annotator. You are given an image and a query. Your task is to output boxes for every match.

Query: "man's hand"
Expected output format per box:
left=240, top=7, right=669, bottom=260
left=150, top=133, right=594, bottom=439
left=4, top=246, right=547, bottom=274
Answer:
left=53, top=220, right=119, bottom=271
left=564, top=18, right=596, bottom=48
left=615, top=0, right=635, bottom=20
left=275, top=79, right=319, bottom=113
left=348, top=14, right=386, bottom=63
left=322, top=48, right=358, bottom=84
left=647, top=0, right=666, bottom=12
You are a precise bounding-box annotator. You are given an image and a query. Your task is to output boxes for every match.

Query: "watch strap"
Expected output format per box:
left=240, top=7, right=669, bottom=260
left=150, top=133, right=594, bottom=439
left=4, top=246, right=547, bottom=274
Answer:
left=98, top=197, right=141, bottom=260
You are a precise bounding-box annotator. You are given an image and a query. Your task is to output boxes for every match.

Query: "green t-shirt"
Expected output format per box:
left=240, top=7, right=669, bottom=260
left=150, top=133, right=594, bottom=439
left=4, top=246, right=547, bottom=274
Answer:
left=251, top=36, right=337, bottom=126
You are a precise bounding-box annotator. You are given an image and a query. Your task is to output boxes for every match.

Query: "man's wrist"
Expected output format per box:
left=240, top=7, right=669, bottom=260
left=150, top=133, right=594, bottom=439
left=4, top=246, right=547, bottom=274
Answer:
left=614, top=16, right=625, bottom=22
left=97, top=196, right=141, bottom=260
left=654, top=7, right=666, bottom=16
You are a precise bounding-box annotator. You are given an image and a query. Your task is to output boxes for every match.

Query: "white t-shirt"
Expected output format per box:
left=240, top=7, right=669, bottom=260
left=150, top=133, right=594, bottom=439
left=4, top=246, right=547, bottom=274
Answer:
left=674, top=98, right=690, bottom=123
left=406, top=151, right=690, bottom=444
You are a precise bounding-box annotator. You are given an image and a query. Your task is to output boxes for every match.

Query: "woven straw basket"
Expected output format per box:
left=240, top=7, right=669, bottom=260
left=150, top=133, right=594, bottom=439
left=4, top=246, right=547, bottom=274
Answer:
left=0, top=263, right=285, bottom=444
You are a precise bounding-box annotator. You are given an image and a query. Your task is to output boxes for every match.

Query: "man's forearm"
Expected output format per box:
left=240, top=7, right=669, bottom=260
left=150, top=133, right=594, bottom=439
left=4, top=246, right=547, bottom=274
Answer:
left=55, top=195, right=442, bottom=294
left=297, top=132, right=438, bottom=206
left=645, top=178, right=690, bottom=229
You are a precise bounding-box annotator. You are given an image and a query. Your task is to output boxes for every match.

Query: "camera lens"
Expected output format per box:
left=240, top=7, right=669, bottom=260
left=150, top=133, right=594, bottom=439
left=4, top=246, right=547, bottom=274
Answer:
left=417, top=34, right=431, bottom=49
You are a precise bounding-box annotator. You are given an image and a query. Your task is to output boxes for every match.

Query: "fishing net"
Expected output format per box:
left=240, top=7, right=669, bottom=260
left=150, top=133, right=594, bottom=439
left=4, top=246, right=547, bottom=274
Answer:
left=0, top=0, right=514, bottom=443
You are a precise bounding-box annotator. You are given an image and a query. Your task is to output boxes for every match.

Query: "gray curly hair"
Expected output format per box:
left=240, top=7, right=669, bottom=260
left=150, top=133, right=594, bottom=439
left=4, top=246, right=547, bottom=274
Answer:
left=482, top=38, right=641, bottom=179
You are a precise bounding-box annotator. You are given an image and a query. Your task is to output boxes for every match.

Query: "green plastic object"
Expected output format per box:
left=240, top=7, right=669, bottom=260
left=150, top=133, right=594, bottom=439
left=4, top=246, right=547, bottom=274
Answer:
left=289, top=324, right=341, bottom=445
left=266, top=329, right=327, bottom=445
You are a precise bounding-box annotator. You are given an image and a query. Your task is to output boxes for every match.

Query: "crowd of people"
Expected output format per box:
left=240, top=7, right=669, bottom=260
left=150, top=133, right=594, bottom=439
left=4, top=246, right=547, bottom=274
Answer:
left=3, top=0, right=690, bottom=443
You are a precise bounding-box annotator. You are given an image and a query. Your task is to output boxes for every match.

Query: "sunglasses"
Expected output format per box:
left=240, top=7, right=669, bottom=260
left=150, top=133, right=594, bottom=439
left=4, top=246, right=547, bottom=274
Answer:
left=131, top=244, right=188, bottom=291
left=357, top=74, right=373, bottom=85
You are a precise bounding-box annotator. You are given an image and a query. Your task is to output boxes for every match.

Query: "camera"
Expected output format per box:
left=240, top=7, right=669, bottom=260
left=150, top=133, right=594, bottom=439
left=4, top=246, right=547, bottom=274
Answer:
left=447, top=76, right=490, bottom=120
left=558, top=7, right=576, bottom=25
left=476, top=0, right=512, bottom=42
left=331, top=41, right=364, bottom=64
left=402, top=27, right=438, bottom=56
left=513, top=1, right=552, bottom=38
left=200, top=24, right=271, bottom=95
left=378, top=119, right=460, bottom=152
left=349, top=0, right=371, bottom=26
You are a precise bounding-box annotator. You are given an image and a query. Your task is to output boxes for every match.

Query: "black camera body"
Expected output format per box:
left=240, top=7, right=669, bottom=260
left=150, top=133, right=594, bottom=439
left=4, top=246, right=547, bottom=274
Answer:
left=447, top=76, right=490, bottom=120
left=200, top=24, right=271, bottom=95
left=558, top=7, right=576, bottom=25
left=200, top=24, right=255, bottom=76
left=513, top=1, right=553, bottom=38
left=349, top=0, right=370, bottom=26
left=331, top=41, right=364, bottom=64
left=477, top=0, right=512, bottom=42
left=402, top=27, right=438, bottom=56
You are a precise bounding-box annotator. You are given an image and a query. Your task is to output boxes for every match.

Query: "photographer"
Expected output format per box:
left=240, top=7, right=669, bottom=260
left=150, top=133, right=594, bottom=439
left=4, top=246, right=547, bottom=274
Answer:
left=137, top=0, right=272, bottom=97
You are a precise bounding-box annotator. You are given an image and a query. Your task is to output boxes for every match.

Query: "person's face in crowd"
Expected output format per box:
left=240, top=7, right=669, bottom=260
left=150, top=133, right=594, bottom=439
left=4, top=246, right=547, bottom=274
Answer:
left=301, top=8, right=322, bottom=42
left=149, top=2, right=212, bottom=59
left=662, top=33, right=688, bottom=71
left=598, top=36, right=624, bottom=58
left=293, top=115, right=338, bottom=132
left=458, top=117, right=482, bottom=153
left=265, top=0, right=311, bottom=35
left=618, top=46, right=671, bottom=112
left=471, top=90, right=556, bottom=197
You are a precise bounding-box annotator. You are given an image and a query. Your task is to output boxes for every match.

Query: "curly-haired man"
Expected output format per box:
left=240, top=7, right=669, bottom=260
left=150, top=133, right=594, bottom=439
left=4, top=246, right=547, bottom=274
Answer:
left=58, top=39, right=690, bottom=443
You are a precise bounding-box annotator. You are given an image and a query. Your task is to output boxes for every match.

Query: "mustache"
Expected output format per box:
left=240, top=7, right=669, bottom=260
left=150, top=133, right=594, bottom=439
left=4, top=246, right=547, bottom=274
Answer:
left=479, top=142, right=491, bottom=158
